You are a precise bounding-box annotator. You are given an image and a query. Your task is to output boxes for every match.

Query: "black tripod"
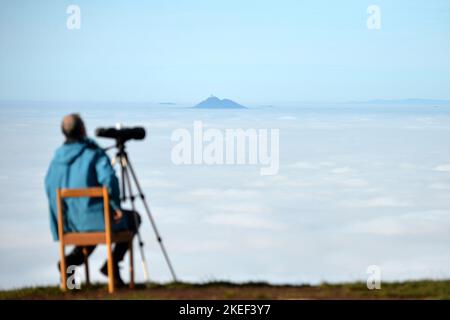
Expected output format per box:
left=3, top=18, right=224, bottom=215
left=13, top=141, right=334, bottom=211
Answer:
left=110, top=142, right=178, bottom=282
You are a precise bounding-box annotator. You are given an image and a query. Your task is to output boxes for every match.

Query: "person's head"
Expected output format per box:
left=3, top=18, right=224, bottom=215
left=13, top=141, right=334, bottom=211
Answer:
left=61, top=113, right=87, bottom=142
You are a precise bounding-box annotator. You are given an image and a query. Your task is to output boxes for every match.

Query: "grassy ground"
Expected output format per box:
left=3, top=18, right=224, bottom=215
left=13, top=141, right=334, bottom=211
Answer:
left=1, top=280, right=449, bottom=300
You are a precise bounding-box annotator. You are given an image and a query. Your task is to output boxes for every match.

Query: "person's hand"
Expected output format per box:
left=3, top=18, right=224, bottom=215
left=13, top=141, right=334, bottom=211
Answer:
left=113, top=209, right=123, bottom=223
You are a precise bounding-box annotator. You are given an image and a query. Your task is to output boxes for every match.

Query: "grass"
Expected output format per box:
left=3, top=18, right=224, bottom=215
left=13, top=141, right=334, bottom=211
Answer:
left=1, top=280, right=449, bottom=300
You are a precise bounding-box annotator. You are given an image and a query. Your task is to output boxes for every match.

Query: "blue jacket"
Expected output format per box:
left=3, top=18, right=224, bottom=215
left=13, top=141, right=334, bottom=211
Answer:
left=45, top=138, right=127, bottom=240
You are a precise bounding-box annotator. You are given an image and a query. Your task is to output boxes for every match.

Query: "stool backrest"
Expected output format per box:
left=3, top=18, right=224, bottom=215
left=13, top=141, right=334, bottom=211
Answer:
left=56, top=186, right=111, bottom=239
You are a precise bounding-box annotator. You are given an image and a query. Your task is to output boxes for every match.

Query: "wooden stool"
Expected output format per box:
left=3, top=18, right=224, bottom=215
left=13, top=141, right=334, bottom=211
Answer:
left=56, top=186, right=134, bottom=293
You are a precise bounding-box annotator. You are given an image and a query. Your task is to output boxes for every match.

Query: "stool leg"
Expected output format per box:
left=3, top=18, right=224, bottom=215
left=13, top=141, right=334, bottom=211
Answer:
left=82, top=247, right=90, bottom=288
left=59, top=242, right=67, bottom=291
left=106, top=242, right=115, bottom=293
left=129, top=240, right=134, bottom=289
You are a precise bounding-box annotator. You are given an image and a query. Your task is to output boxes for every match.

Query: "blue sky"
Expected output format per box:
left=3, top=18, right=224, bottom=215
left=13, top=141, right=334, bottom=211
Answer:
left=1, top=0, right=449, bottom=104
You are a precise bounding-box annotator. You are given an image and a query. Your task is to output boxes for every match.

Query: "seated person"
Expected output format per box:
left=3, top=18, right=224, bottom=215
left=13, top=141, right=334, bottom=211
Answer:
left=45, top=113, right=140, bottom=286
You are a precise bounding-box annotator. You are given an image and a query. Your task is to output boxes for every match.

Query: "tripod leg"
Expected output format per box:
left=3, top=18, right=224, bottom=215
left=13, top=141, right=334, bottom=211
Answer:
left=122, top=162, right=150, bottom=283
left=128, top=240, right=134, bottom=289
left=125, top=154, right=178, bottom=282
left=120, top=158, right=127, bottom=202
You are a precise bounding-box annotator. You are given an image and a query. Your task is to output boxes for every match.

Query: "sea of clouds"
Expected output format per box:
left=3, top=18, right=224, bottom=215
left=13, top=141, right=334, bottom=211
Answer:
left=0, top=103, right=449, bottom=289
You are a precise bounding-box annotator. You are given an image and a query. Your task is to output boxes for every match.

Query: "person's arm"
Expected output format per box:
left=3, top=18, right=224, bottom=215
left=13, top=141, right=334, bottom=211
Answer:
left=44, top=162, right=59, bottom=240
left=94, top=149, right=121, bottom=215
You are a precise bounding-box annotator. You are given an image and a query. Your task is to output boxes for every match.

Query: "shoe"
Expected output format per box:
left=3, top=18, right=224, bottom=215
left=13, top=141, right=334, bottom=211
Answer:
left=100, top=262, right=126, bottom=288
left=57, top=260, right=82, bottom=274
left=57, top=247, right=88, bottom=273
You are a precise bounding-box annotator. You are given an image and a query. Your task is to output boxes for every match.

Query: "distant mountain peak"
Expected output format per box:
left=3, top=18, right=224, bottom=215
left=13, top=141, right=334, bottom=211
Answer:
left=193, top=96, right=246, bottom=109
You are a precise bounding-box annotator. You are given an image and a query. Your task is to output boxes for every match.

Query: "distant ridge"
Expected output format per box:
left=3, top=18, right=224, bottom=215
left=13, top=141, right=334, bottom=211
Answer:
left=193, top=95, right=246, bottom=109
left=348, top=98, right=450, bottom=106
